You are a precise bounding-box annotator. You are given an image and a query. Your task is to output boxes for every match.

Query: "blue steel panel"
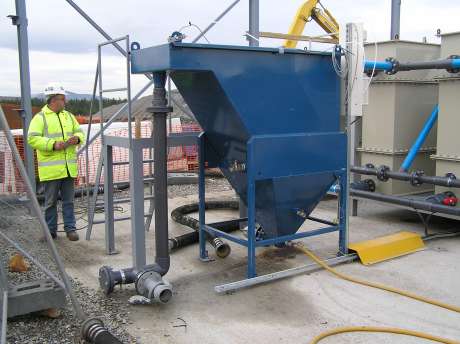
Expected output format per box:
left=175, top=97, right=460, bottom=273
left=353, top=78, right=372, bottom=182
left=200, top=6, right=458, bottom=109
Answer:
left=249, top=132, right=346, bottom=180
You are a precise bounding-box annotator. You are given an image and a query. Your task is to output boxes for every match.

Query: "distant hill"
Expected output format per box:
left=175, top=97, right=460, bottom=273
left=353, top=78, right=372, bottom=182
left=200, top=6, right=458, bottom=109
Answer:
left=32, top=91, right=96, bottom=101
left=3, top=91, right=100, bottom=101
left=1, top=93, right=124, bottom=116
left=95, top=89, right=196, bottom=123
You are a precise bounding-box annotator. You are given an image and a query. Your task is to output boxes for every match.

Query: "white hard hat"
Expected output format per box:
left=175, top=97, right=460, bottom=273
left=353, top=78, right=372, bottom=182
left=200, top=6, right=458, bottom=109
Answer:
left=44, top=83, right=66, bottom=96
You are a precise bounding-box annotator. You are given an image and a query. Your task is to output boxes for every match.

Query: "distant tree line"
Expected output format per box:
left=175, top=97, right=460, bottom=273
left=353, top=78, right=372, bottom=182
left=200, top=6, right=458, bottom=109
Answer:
left=0, top=97, right=125, bottom=116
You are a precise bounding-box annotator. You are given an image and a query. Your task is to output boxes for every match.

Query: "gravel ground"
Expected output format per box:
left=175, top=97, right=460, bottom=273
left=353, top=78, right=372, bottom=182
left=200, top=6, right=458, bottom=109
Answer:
left=0, top=201, right=137, bottom=344
left=167, top=176, right=232, bottom=198
left=0, top=177, right=232, bottom=343
left=110, top=176, right=233, bottom=200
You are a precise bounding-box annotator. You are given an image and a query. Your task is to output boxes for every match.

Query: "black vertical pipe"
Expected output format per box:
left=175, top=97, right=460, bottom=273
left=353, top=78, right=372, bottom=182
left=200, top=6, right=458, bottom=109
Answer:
left=151, top=72, right=173, bottom=275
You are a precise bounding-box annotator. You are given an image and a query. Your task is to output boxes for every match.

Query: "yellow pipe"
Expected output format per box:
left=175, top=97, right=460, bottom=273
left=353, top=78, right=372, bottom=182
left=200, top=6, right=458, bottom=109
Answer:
left=297, top=245, right=460, bottom=313
left=310, top=326, right=460, bottom=344
left=295, top=245, right=460, bottom=344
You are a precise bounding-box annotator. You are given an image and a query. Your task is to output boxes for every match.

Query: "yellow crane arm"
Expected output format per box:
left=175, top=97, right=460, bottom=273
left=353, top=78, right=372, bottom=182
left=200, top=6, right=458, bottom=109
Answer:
left=284, top=0, right=339, bottom=48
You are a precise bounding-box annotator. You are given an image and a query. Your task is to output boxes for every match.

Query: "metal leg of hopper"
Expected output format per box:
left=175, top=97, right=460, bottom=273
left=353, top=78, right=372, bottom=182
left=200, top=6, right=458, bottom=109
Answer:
left=247, top=143, right=257, bottom=278
left=338, top=171, right=349, bottom=255
left=103, top=144, right=116, bottom=255
left=130, top=142, right=147, bottom=270
left=198, top=133, right=209, bottom=261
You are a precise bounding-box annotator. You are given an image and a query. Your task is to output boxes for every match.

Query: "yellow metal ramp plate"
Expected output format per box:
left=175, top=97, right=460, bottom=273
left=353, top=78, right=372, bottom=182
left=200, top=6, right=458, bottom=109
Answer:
left=348, top=231, right=425, bottom=265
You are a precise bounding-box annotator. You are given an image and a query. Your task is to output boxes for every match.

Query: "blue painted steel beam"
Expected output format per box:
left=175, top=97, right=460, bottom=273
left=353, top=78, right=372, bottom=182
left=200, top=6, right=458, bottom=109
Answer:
left=400, top=104, right=439, bottom=172
left=201, top=224, right=339, bottom=248
left=203, top=225, right=248, bottom=247
left=255, top=226, right=339, bottom=247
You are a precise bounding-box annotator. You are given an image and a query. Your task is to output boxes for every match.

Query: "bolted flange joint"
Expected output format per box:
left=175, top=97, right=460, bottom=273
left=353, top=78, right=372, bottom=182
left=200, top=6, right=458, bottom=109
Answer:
left=385, top=57, right=399, bottom=75
left=376, top=165, right=390, bottom=182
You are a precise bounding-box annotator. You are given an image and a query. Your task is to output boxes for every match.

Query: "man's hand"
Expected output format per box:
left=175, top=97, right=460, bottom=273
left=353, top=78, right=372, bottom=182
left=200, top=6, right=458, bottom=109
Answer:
left=53, top=142, right=65, bottom=151
left=66, top=136, right=80, bottom=146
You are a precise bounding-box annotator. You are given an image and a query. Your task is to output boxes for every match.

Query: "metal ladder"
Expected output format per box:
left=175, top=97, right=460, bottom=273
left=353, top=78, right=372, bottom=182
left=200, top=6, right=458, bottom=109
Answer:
left=84, top=35, right=155, bottom=255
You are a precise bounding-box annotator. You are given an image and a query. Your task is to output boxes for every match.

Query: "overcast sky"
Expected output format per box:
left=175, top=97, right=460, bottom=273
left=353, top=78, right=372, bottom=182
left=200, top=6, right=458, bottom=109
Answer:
left=1, top=0, right=459, bottom=97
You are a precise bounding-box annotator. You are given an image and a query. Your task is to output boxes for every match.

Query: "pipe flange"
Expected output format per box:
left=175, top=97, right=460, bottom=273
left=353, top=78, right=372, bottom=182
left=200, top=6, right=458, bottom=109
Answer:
left=445, top=172, right=457, bottom=186
left=376, top=165, right=390, bottom=182
left=98, top=266, right=115, bottom=295
left=135, top=269, right=172, bottom=303
left=410, top=170, right=424, bottom=187
left=365, top=179, right=376, bottom=192
left=385, top=57, right=399, bottom=75
left=135, top=269, right=161, bottom=299
left=146, top=106, right=174, bottom=114
left=446, top=55, right=460, bottom=73
left=365, top=163, right=375, bottom=169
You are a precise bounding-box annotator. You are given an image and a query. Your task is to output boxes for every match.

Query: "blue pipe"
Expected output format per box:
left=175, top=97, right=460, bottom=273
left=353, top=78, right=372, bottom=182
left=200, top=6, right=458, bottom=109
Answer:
left=364, top=60, right=393, bottom=72
left=364, top=59, right=460, bottom=73
left=400, top=105, right=439, bottom=172
left=452, top=59, right=460, bottom=69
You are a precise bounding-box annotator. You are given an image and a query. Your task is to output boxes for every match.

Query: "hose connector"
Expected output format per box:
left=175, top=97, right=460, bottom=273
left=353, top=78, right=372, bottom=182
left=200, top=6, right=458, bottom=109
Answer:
left=81, top=318, right=123, bottom=344
left=211, top=237, right=231, bottom=258
left=135, top=270, right=172, bottom=304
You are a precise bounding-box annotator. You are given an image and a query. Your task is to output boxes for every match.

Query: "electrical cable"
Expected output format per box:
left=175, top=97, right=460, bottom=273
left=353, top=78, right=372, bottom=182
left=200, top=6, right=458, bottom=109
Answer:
left=178, top=22, right=211, bottom=43
left=296, top=244, right=460, bottom=343
left=54, top=197, right=125, bottom=233
left=363, top=39, right=378, bottom=96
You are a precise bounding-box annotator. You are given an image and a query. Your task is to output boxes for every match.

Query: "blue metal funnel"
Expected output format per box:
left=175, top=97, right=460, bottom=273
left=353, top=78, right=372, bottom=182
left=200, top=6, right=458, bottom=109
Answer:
left=132, top=42, right=346, bottom=239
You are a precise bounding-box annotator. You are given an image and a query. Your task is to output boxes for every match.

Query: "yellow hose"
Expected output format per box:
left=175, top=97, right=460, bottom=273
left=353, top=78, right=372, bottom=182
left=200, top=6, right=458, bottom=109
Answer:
left=309, top=326, right=460, bottom=344
left=295, top=245, right=460, bottom=344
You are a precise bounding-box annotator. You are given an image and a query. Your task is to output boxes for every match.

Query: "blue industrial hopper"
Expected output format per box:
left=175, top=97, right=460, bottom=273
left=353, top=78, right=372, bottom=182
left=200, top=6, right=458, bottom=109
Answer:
left=131, top=42, right=348, bottom=278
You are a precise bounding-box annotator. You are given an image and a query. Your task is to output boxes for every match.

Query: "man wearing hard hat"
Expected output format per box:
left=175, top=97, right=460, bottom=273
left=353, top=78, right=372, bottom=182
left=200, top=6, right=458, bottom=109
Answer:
left=27, top=83, right=85, bottom=241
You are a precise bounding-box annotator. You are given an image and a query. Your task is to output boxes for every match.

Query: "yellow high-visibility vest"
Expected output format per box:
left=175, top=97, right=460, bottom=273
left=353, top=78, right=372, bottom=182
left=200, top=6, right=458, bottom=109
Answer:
left=27, top=105, right=85, bottom=182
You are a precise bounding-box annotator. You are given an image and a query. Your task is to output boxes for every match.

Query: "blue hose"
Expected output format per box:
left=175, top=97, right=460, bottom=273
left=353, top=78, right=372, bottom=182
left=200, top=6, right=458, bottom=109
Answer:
left=400, top=105, right=439, bottom=172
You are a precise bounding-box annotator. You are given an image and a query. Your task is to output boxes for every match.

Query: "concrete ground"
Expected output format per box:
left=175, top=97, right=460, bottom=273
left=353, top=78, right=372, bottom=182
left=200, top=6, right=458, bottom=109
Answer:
left=58, top=190, right=460, bottom=344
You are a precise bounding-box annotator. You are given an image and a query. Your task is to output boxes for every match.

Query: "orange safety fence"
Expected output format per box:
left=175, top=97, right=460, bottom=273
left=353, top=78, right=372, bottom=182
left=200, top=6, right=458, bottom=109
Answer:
left=0, top=120, right=201, bottom=195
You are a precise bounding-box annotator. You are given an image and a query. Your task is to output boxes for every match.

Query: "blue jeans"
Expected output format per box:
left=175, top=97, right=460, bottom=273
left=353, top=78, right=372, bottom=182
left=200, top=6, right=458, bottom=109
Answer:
left=44, top=177, right=76, bottom=235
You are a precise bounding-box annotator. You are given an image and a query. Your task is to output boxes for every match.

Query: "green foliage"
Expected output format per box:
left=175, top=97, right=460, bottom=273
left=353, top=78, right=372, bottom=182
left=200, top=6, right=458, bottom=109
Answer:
left=1, top=97, right=125, bottom=116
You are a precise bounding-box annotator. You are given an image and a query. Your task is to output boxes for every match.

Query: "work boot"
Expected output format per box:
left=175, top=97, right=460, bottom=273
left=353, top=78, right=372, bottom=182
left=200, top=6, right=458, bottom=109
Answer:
left=66, top=230, right=79, bottom=242
left=40, top=232, right=57, bottom=243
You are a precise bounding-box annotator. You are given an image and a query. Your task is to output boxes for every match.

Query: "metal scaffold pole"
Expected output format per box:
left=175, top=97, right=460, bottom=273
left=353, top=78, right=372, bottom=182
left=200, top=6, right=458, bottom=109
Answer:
left=248, top=0, right=260, bottom=47
left=192, top=0, right=241, bottom=43
left=0, top=106, right=85, bottom=321
left=9, top=0, right=36, bottom=191
left=391, top=0, right=401, bottom=39
left=0, top=105, right=123, bottom=343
